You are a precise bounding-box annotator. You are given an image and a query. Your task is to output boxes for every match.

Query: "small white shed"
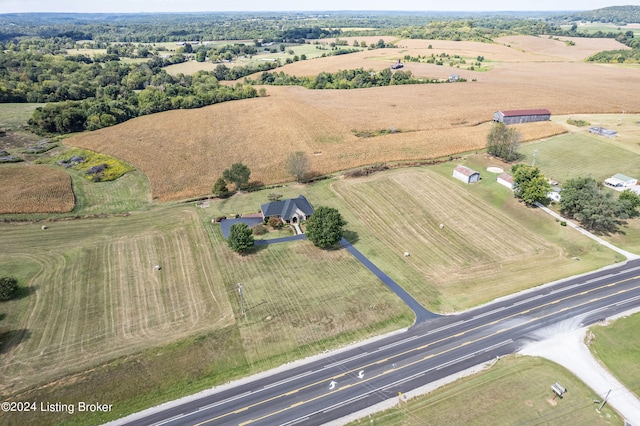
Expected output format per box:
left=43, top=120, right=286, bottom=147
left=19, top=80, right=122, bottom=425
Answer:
left=497, top=173, right=514, bottom=190
left=453, top=165, right=480, bottom=184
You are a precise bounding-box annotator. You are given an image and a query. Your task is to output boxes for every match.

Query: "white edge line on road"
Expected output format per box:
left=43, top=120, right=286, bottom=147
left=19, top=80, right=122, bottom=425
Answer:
left=195, top=391, right=252, bottom=412
left=150, top=414, right=185, bottom=426
left=263, top=371, right=314, bottom=390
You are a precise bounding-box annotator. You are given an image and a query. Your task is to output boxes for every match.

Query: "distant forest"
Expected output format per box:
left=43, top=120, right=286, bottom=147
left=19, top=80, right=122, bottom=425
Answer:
left=1, top=6, right=638, bottom=135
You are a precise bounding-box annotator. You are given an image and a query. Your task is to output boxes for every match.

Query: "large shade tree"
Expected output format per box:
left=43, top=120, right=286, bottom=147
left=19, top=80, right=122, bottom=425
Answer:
left=486, top=122, right=521, bottom=162
left=0, top=276, right=18, bottom=301
left=560, top=177, right=635, bottom=233
left=306, top=206, right=346, bottom=249
left=512, top=164, right=551, bottom=205
left=223, top=163, right=251, bottom=190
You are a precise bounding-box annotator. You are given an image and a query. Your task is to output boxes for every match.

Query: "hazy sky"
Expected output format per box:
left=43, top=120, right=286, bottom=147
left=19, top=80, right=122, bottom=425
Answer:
left=0, top=0, right=634, bottom=13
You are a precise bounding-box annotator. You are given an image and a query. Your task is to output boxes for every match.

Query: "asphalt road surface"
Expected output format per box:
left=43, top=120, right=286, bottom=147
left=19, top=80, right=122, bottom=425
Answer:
left=115, top=259, right=640, bottom=426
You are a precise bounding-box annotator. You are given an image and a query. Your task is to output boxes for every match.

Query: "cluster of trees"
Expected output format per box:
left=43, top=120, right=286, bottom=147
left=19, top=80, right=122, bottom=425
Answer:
left=27, top=74, right=258, bottom=134
left=251, top=67, right=447, bottom=90
left=0, top=276, right=19, bottom=301
left=563, top=5, right=640, bottom=25
left=0, top=13, right=348, bottom=44
left=509, top=165, right=640, bottom=233
left=511, top=165, right=551, bottom=206
left=2, top=8, right=638, bottom=45
left=213, top=162, right=252, bottom=198
left=486, top=123, right=522, bottom=162
left=559, top=178, right=640, bottom=233
left=0, top=46, right=187, bottom=104
left=208, top=62, right=279, bottom=81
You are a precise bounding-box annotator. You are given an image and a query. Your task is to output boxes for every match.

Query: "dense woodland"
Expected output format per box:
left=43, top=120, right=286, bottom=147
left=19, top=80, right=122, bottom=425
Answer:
left=0, top=6, right=639, bottom=135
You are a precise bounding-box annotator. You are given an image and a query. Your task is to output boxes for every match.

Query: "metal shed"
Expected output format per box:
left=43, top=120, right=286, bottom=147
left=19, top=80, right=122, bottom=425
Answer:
left=453, top=165, right=480, bottom=184
left=493, top=109, right=551, bottom=125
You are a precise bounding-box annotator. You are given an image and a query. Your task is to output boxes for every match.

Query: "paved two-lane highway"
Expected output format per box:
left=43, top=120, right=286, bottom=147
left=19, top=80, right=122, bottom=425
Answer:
left=113, top=259, right=640, bottom=426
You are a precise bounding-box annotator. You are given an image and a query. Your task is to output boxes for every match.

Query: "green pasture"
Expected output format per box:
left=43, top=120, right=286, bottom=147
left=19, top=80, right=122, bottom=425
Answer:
left=0, top=198, right=412, bottom=425
left=519, top=117, right=640, bottom=254
left=519, top=132, right=640, bottom=184
left=70, top=169, right=152, bottom=214
left=348, top=355, right=621, bottom=426
left=573, top=22, right=640, bottom=37
left=203, top=220, right=413, bottom=368
left=0, top=103, right=43, bottom=129
left=589, top=312, right=640, bottom=399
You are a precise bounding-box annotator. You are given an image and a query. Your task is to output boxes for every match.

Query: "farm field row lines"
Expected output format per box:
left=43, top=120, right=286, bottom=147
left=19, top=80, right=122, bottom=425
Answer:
left=0, top=208, right=233, bottom=394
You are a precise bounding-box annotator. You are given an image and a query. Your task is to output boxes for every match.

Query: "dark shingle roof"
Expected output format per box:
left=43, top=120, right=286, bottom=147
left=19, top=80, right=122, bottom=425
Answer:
left=261, top=195, right=314, bottom=221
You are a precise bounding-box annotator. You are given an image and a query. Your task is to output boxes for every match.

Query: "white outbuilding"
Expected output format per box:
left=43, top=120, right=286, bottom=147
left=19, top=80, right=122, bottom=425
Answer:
left=604, top=173, right=637, bottom=190
left=497, top=173, right=514, bottom=190
left=453, top=165, right=480, bottom=184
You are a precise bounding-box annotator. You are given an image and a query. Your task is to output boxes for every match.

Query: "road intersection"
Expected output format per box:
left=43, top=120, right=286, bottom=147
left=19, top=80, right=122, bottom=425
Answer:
left=111, top=257, right=640, bottom=426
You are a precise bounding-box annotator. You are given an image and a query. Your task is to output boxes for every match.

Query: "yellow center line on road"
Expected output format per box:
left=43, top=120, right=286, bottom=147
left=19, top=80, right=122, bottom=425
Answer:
left=238, top=282, right=640, bottom=425
left=196, top=276, right=640, bottom=425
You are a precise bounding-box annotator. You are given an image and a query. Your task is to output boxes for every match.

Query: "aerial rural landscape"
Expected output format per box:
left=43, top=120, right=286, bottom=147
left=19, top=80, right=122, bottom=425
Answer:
left=1, top=2, right=640, bottom=425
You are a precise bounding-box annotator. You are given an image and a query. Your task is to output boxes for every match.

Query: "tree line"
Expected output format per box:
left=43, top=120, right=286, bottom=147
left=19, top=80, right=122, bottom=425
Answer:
left=249, top=67, right=461, bottom=90
left=0, top=46, right=261, bottom=134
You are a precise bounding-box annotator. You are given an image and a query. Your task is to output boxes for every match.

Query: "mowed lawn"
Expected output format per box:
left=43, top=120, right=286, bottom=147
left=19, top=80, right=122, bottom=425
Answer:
left=519, top=130, right=640, bottom=184
left=204, top=222, right=413, bottom=368
left=589, top=312, right=640, bottom=399
left=0, top=207, right=233, bottom=395
left=347, top=356, right=621, bottom=426
left=332, top=166, right=617, bottom=312
left=518, top=119, right=640, bottom=254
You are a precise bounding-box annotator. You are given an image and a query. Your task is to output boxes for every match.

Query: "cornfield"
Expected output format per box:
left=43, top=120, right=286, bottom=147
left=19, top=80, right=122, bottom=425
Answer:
left=66, top=36, right=640, bottom=202
left=0, top=165, right=74, bottom=214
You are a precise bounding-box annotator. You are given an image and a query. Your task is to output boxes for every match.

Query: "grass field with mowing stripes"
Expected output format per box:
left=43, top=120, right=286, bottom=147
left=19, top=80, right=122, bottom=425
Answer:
left=332, top=165, right=617, bottom=312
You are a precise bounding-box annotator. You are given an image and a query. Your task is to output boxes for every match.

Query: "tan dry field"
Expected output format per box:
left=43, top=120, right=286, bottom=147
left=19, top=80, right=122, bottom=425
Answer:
left=273, top=36, right=629, bottom=77
left=67, top=38, right=640, bottom=202
left=0, top=208, right=233, bottom=394
left=0, top=164, right=75, bottom=214
left=164, top=60, right=220, bottom=76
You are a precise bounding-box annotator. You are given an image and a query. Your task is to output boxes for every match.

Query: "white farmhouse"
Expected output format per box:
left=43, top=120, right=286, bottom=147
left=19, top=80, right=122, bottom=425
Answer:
left=604, top=173, right=637, bottom=190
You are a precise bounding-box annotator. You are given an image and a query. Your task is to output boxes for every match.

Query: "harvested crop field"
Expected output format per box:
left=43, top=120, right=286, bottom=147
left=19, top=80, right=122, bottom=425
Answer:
left=67, top=36, right=640, bottom=202
left=261, top=36, right=629, bottom=78
left=331, top=167, right=615, bottom=311
left=0, top=208, right=233, bottom=394
left=333, top=169, right=557, bottom=309
left=0, top=165, right=74, bottom=214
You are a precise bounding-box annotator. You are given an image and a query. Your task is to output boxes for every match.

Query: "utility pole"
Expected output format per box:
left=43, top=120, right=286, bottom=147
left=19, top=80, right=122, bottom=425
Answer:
left=532, top=149, right=538, bottom=167
left=598, top=389, right=611, bottom=412
left=237, top=283, right=246, bottom=317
